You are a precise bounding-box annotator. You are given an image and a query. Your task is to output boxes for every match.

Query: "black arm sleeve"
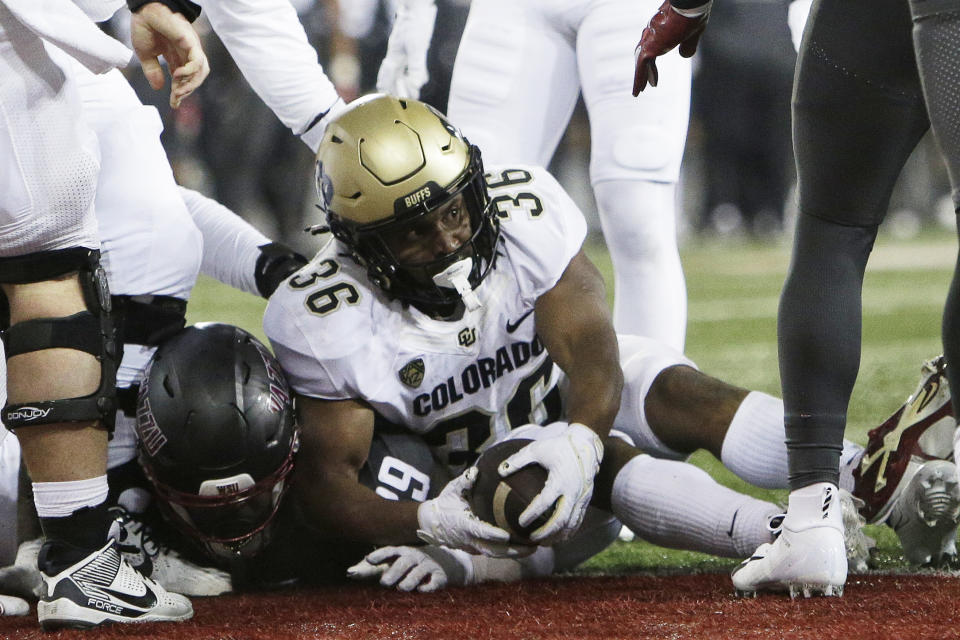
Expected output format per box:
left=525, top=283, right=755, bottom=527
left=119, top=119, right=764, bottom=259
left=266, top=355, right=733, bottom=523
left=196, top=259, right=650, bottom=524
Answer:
left=126, top=0, right=201, bottom=23
left=255, top=243, right=309, bottom=299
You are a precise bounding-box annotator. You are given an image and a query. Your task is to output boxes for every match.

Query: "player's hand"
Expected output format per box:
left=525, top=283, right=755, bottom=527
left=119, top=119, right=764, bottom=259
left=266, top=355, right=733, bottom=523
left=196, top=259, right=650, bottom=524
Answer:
left=376, top=0, right=437, bottom=99
left=347, top=545, right=468, bottom=592
left=499, top=422, right=603, bottom=544
left=129, top=2, right=210, bottom=108
left=417, top=467, right=527, bottom=557
left=633, top=0, right=711, bottom=95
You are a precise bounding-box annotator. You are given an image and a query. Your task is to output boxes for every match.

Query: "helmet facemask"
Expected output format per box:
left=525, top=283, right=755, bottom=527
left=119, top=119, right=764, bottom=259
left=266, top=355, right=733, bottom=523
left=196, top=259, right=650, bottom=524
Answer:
left=329, top=145, right=499, bottom=316
left=135, top=323, right=300, bottom=564
left=141, top=431, right=298, bottom=562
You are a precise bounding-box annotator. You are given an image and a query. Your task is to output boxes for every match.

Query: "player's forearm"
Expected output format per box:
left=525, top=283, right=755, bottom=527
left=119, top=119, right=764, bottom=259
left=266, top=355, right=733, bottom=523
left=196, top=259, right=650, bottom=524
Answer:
left=564, top=362, right=622, bottom=437
left=296, top=476, right=422, bottom=546
left=179, top=186, right=269, bottom=296
left=550, top=327, right=622, bottom=437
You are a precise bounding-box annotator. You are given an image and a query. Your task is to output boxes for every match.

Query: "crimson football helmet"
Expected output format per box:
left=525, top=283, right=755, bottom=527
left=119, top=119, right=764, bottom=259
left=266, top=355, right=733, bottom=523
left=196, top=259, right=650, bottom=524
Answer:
left=136, top=323, right=298, bottom=561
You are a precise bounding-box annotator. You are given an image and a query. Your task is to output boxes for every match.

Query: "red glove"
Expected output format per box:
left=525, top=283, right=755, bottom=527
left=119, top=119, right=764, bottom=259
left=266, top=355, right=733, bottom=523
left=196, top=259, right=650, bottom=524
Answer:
left=633, top=0, right=711, bottom=95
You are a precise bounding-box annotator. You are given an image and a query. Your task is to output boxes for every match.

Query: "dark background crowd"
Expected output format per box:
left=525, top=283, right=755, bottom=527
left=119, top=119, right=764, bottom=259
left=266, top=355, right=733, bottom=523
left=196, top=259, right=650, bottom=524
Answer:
left=114, top=0, right=953, bottom=256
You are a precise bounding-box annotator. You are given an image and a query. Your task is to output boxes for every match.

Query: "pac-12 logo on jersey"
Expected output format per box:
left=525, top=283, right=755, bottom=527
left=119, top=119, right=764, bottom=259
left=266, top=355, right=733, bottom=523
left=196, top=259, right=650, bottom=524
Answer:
left=399, top=358, right=426, bottom=388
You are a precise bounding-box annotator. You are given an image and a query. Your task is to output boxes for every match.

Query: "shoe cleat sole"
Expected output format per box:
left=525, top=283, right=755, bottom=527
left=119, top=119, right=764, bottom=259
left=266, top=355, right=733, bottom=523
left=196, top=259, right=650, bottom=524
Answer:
left=890, top=460, right=960, bottom=566
left=734, top=582, right=844, bottom=599
left=788, top=582, right=844, bottom=599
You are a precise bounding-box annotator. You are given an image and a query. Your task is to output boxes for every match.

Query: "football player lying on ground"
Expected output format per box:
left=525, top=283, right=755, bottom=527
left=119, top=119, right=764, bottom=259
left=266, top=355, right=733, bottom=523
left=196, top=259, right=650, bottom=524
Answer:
left=3, top=94, right=949, bottom=600
left=261, top=94, right=960, bottom=593
left=132, top=323, right=456, bottom=589
left=4, top=322, right=460, bottom=595
left=51, top=325, right=960, bottom=595
left=2, top=322, right=949, bottom=597
left=349, top=355, right=960, bottom=592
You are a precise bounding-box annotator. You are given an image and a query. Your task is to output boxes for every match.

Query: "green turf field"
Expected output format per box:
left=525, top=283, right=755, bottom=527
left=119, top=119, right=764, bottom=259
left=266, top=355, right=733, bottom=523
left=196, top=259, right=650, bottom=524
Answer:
left=185, top=230, right=956, bottom=575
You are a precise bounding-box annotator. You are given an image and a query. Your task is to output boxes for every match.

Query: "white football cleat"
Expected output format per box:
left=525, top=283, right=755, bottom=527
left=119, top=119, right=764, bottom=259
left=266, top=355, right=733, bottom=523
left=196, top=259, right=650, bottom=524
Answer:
left=764, top=489, right=874, bottom=574
left=732, top=483, right=847, bottom=598
left=111, top=506, right=232, bottom=596
left=854, top=356, right=960, bottom=566
left=37, top=538, right=193, bottom=630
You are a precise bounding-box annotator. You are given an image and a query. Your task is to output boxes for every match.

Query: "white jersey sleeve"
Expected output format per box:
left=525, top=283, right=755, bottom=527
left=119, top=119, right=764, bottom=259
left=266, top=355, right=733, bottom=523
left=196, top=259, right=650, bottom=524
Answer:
left=264, top=246, right=401, bottom=400
left=487, top=164, right=588, bottom=305
left=197, top=0, right=341, bottom=152
left=179, top=186, right=270, bottom=297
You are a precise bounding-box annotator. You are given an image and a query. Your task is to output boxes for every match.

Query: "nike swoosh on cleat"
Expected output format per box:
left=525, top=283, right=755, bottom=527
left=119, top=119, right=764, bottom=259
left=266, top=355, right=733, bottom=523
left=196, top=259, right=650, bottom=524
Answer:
left=102, top=582, right=158, bottom=610
left=505, top=309, right=535, bottom=333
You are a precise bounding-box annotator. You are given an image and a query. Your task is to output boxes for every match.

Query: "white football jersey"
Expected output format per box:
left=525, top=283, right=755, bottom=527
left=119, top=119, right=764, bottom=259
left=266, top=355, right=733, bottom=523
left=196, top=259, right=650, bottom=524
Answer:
left=264, top=164, right=587, bottom=472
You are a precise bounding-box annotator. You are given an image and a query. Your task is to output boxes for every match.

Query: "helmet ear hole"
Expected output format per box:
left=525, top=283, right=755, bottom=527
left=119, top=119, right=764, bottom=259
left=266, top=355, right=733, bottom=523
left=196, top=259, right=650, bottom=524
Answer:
left=240, top=362, right=251, bottom=384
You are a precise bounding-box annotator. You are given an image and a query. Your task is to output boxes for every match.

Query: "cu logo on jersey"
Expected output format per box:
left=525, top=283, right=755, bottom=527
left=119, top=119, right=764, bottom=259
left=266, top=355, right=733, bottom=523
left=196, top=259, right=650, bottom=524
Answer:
left=458, top=327, right=477, bottom=347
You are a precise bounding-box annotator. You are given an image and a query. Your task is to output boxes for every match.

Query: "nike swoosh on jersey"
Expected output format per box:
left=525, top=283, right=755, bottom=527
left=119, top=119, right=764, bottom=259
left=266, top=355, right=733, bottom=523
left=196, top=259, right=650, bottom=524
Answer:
left=726, top=508, right=739, bottom=538
left=505, top=309, right=535, bottom=333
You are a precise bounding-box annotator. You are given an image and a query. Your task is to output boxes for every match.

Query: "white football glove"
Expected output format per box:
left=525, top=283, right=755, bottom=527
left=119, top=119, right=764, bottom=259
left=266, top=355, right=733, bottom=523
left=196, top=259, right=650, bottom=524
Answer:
left=347, top=545, right=473, bottom=593
left=417, top=467, right=527, bottom=557
left=376, top=0, right=437, bottom=99
left=499, top=422, right=604, bottom=545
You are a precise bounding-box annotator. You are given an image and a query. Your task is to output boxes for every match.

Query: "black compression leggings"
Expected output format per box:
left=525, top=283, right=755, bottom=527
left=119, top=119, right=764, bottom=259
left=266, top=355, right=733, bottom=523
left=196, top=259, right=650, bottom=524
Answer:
left=778, top=214, right=878, bottom=489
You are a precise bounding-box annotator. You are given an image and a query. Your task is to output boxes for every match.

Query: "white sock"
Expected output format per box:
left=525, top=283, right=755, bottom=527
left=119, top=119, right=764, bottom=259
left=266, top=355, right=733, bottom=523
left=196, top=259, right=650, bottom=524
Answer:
left=611, top=455, right=781, bottom=558
left=32, top=475, right=108, bottom=518
left=721, top=391, right=864, bottom=491
left=721, top=392, right=789, bottom=488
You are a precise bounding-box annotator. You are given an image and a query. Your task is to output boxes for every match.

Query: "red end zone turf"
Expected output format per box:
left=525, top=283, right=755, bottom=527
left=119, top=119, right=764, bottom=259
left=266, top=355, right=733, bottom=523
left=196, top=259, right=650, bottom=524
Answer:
left=3, top=573, right=960, bottom=639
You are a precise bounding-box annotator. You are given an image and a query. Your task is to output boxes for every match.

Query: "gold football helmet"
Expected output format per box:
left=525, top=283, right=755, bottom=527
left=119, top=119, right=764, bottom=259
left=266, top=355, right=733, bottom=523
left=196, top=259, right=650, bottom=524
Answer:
left=315, top=94, right=499, bottom=312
